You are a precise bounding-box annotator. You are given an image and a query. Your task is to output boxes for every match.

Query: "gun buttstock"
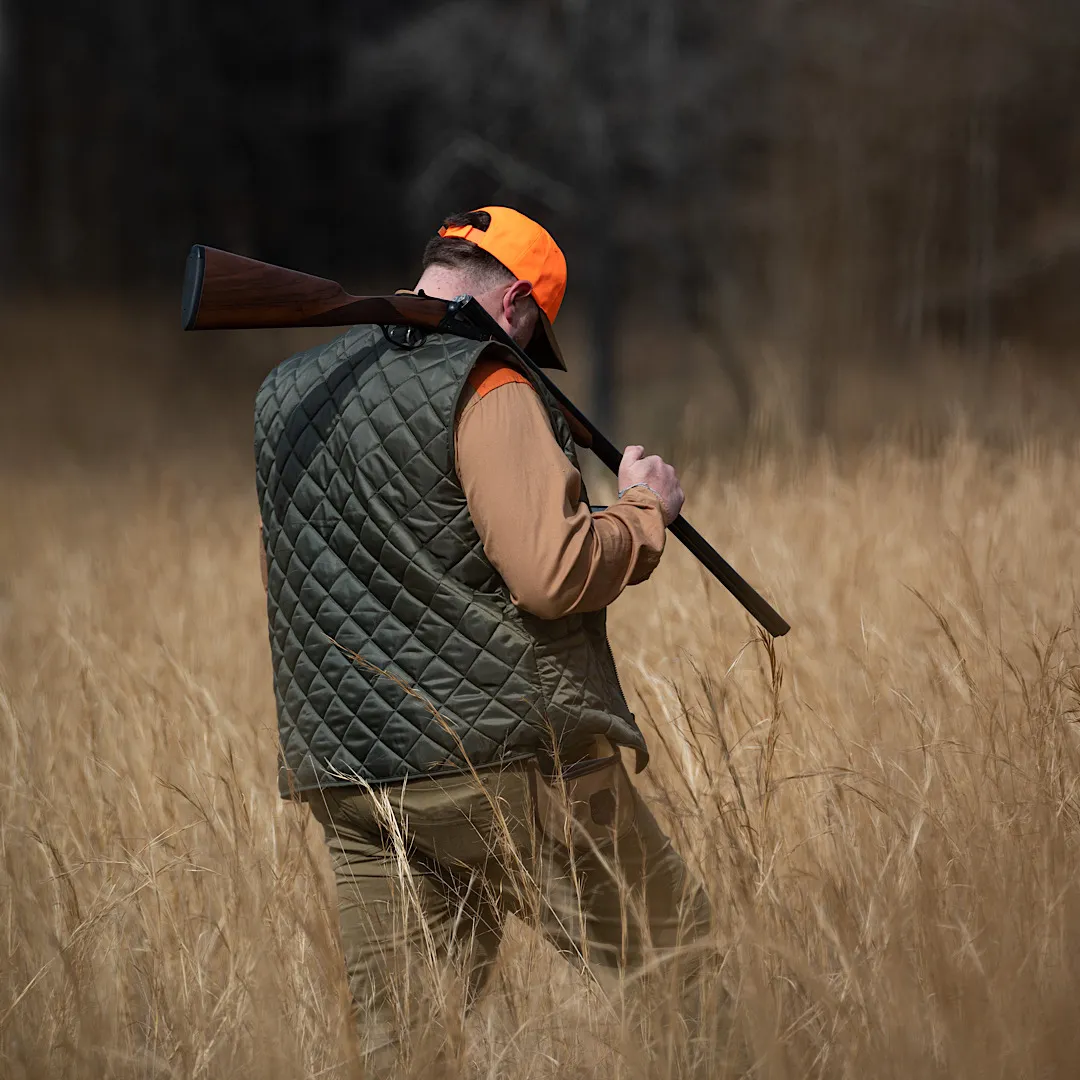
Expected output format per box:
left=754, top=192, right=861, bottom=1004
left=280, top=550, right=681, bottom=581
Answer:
left=182, top=245, right=455, bottom=333
left=181, top=245, right=205, bottom=331
left=182, top=245, right=353, bottom=330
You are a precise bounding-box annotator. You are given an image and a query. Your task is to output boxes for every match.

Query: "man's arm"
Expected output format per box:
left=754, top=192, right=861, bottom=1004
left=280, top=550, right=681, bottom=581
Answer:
left=454, top=358, right=680, bottom=620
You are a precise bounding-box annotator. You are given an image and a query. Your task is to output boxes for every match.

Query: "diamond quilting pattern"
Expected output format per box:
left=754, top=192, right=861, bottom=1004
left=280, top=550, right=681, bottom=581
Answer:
left=254, top=324, right=646, bottom=795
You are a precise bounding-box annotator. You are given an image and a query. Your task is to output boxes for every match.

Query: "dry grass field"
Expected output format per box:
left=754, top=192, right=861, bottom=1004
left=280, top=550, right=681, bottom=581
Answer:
left=3, top=304, right=1080, bottom=1078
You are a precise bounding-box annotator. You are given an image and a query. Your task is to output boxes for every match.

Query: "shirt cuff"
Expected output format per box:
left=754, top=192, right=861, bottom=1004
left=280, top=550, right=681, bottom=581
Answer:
left=609, top=485, right=667, bottom=585
left=618, top=483, right=666, bottom=514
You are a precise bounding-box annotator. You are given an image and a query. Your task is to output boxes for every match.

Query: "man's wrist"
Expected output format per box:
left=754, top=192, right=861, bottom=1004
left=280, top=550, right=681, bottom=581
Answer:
left=618, top=482, right=668, bottom=520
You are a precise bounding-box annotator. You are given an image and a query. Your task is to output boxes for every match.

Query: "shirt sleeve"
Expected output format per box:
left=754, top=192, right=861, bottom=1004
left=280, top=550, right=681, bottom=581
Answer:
left=454, top=360, right=667, bottom=619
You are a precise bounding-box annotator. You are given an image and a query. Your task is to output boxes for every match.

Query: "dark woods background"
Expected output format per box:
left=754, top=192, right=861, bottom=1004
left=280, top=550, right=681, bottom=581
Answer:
left=3, top=0, right=1080, bottom=441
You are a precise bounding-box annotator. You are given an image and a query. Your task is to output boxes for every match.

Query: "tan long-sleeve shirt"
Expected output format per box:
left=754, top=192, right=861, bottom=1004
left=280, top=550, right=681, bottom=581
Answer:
left=454, top=356, right=666, bottom=619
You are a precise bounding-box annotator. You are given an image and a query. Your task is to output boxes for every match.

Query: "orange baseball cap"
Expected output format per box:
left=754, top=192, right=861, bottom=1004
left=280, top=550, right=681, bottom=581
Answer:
left=438, top=206, right=568, bottom=370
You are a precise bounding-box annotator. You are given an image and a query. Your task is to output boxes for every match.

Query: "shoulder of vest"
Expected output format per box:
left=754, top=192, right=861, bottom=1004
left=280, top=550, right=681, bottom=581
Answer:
left=261, top=325, right=371, bottom=375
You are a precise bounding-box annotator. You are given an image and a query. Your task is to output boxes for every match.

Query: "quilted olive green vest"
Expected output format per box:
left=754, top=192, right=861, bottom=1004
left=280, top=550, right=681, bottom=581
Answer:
left=254, top=322, right=647, bottom=795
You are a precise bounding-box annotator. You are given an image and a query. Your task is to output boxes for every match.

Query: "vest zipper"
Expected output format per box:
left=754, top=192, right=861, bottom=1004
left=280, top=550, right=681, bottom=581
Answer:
left=603, top=633, right=632, bottom=716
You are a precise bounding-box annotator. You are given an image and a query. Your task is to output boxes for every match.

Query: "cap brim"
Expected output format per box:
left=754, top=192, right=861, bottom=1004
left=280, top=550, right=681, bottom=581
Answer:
left=526, top=306, right=567, bottom=371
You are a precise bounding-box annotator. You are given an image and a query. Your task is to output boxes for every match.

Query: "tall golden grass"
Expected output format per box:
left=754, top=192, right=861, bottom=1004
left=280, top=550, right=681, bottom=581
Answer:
left=3, top=304, right=1080, bottom=1077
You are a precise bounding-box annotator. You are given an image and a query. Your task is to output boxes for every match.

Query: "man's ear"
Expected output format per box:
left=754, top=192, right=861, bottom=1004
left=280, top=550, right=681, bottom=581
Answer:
left=502, top=279, right=534, bottom=324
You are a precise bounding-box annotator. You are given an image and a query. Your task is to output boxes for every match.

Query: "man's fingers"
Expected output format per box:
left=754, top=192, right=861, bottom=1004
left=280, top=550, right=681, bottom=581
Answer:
left=622, top=444, right=645, bottom=465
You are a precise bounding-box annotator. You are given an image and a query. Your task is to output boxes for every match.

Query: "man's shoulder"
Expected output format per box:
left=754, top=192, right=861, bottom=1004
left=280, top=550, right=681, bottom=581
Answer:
left=466, top=356, right=534, bottom=400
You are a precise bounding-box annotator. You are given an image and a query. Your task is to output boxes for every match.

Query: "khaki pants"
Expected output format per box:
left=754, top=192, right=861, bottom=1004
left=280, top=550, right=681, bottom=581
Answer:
left=307, top=752, right=716, bottom=1076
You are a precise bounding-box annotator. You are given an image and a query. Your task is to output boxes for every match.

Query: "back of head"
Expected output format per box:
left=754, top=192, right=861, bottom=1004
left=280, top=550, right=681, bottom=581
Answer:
left=422, top=210, right=515, bottom=294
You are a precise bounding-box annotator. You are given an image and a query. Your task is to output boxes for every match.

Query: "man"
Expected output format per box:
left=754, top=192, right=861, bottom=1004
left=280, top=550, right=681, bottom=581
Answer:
left=254, top=207, right=713, bottom=1073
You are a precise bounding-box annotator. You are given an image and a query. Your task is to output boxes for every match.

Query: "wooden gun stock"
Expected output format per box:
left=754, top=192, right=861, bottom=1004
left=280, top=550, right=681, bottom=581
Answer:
left=182, top=245, right=791, bottom=637
left=182, top=245, right=449, bottom=332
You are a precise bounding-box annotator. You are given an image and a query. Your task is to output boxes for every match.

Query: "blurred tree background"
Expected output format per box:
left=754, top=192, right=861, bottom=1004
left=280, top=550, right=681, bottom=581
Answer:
left=3, top=0, right=1080, bottom=434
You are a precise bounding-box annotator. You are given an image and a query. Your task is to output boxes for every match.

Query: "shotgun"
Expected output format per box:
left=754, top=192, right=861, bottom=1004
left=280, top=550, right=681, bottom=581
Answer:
left=182, top=245, right=790, bottom=637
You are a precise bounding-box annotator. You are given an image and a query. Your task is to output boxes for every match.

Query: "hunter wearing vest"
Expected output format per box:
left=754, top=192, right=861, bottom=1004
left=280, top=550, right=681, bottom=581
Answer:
left=255, top=208, right=715, bottom=1074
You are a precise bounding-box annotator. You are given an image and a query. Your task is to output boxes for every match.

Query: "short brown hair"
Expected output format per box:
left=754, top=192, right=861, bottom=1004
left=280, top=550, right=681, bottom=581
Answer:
left=422, top=210, right=515, bottom=289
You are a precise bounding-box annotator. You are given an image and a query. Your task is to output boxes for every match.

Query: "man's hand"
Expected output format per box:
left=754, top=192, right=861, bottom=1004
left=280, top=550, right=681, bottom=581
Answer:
left=618, top=445, right=684, bottom=526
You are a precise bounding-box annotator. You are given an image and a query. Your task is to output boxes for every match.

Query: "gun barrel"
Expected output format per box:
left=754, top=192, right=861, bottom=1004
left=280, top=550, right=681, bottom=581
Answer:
left=470, top=305, right=790, bottom=637
left=442, top=296, right=791, bottom=637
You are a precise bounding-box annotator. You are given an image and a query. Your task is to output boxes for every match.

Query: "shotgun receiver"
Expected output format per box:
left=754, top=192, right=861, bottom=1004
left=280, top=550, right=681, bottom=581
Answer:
left=182, top=245, right=790, bottom=637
